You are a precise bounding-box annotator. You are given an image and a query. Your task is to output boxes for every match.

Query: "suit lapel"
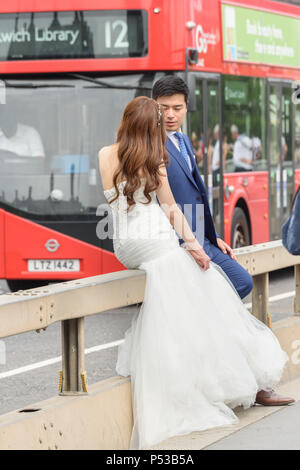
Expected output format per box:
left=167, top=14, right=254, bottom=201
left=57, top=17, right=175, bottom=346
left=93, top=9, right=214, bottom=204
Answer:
left=166, top=138, right=199, bottom=191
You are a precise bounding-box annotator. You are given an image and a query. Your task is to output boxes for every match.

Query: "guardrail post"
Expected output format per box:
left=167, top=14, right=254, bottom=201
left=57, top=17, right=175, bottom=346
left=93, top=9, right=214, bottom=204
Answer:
left=295, top=264, right=300, bottom=316
left=59, top=317, right=88, bottom=395
left=251, top=273, right=271, bottom=327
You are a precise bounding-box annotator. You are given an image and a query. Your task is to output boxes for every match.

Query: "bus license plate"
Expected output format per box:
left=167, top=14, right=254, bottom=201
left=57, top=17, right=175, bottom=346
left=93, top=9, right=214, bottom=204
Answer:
left=28, top=259, right=80, bottom=272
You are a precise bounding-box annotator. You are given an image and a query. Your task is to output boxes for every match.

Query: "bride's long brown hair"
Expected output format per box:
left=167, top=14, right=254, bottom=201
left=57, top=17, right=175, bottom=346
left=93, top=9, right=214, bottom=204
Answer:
left=110, top=96, right=169, bottom=210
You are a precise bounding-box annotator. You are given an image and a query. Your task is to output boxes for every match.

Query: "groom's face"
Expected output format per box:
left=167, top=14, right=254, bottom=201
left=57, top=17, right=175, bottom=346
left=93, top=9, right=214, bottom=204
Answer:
left=156, top=94, right=187, bottom=133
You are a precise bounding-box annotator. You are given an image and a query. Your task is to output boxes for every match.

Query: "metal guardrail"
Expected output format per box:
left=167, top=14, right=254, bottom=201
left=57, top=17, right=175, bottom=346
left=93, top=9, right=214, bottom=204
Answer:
left=0, top=240, right=299, bottom=395
left=235, top=240, right=300, bottom=327
left=0, top=270, right=146, bottom=395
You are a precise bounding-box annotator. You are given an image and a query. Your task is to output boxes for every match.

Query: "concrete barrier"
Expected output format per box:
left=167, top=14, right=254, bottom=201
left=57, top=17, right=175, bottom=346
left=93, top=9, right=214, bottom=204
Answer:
left=0, top=377, right=132, bottom=450
left=0, top=316, right=300, bottom=450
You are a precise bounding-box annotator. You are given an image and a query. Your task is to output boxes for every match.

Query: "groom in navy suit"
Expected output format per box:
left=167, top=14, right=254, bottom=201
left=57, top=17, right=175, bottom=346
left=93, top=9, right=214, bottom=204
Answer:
left=152, top=76, right=253, bottom=300
left=152, top=76, right=296, bottom=406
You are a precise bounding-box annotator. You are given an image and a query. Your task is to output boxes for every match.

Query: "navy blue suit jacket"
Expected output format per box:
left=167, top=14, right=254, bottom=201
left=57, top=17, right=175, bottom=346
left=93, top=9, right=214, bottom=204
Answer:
left=165, top=134, right=218, bottom=247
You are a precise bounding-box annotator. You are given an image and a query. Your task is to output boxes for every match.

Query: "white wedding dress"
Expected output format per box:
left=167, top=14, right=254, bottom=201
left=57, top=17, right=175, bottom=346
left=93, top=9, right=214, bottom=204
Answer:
left=103, top=178, right=288, bottom=450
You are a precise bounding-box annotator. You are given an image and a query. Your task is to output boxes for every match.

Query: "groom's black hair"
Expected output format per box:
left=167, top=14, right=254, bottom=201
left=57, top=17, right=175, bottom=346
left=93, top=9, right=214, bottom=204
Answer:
left=152, top=76, right=189, bottom=105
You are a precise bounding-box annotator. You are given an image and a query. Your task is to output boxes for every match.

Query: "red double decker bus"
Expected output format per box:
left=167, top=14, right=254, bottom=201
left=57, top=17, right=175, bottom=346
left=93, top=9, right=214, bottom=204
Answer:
left=0, top=0, right=300, bottom=291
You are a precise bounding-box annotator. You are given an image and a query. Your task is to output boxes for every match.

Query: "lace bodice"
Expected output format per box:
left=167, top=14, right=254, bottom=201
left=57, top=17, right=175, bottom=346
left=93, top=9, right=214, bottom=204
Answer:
left=103, top=178, right=156, bottom=208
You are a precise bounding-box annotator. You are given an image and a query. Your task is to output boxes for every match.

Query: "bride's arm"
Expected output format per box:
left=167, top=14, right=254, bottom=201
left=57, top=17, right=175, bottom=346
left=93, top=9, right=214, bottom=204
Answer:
left=155, top=167, right=210, bottom=270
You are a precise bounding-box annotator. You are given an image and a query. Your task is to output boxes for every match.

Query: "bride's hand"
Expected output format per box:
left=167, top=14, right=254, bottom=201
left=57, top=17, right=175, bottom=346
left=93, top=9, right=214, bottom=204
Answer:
left=184, top=239, right=210, bottom=271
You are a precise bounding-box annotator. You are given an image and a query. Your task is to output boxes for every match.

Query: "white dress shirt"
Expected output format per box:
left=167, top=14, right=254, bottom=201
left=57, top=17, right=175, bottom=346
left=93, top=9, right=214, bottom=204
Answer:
left=0, top=123, right=45, bottom=157
left=233, top=134, right=253, bottom=170
left=212, top=140, right=220, bottom=171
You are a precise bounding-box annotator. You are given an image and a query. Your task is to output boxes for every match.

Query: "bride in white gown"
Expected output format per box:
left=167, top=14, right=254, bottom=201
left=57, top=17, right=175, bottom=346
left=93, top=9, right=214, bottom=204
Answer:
left=99, top=96, right=289, bottom=450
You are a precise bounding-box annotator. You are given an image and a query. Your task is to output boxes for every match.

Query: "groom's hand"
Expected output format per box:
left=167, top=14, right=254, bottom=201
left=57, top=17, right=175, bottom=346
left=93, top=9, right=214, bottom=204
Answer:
left=190, top=248, right=210, bottom=271
left=183, top=239, right=210, bottom=270
left=185, top=245, right=210, bottom=271
left=216, top=238, right=237, bottom=261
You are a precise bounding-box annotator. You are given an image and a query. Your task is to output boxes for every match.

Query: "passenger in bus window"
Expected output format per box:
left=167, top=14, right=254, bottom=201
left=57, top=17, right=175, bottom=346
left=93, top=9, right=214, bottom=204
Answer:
left=252, top=136, right=262, bottom=160
left=211, top=125, right=231, bottom=183
left=211, top=125, right=220, bottom=182
left=282, top=136, right=288, bottom=161
left=275, top=136, right=288, bottom=163
left=0, top=98, right=45, bottom=158
left=191, top=131, right=203, bottom=168
left=231, top=124, right=253, bottom=172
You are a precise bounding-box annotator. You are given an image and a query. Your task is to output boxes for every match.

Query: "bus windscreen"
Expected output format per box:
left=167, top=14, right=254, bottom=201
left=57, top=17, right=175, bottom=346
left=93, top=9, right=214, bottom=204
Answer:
left=0, top=10, right=148, bottom=61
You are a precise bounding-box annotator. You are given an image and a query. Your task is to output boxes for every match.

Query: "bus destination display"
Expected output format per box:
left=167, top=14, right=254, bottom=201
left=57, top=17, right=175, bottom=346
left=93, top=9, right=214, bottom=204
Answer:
left=0, top=10, right=148, bottom=60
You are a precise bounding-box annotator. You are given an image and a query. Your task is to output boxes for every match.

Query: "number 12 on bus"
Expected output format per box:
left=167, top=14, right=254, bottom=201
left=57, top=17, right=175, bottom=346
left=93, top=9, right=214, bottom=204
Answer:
left=0, top=0, right=299, bottom=291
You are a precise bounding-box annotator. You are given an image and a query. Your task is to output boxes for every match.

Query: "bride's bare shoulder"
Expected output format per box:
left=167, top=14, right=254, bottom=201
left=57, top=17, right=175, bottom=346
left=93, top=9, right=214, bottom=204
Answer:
left=98, top=144, right=118, bottom=168
left=98, top=144, right=119, bottom=189
left=98, top=143, right=117, bottom=161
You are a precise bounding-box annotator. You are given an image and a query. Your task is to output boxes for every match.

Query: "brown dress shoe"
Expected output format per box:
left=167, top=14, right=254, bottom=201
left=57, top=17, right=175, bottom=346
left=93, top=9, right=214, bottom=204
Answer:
left=255, top=390, right=295, bottom=406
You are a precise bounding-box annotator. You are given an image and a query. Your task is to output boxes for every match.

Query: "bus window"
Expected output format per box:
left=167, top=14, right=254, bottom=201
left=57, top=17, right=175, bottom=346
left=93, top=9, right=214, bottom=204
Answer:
left=295, top=104, right=300, bottom=169
left=222, top=76, right=267, bottom=173
left=189, top=80, right=204, bottom=174
left=0, top=74, right=152, bottom=216
left=188, top=77, right=223, bottom=235
left=268, top=82, right=294, bottom=240
left=282, top=86, right=294, bottom=224
left=0, top=96, right=45, bottom=159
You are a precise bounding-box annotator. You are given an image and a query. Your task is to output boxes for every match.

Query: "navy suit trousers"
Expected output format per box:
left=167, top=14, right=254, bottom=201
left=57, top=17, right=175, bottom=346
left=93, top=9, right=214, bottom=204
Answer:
left=203, top=237, right=253, bottom=299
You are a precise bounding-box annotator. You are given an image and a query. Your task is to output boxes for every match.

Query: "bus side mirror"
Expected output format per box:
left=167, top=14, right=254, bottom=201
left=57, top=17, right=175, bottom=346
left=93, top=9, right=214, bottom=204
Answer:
left=187, top=74, right=196, bottom=112
left=187, top=48, right=199, bottom=65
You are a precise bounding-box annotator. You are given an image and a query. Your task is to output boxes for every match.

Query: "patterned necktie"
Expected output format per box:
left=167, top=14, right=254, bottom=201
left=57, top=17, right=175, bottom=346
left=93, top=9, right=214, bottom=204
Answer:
left=174, top=132, right=192, bottom=171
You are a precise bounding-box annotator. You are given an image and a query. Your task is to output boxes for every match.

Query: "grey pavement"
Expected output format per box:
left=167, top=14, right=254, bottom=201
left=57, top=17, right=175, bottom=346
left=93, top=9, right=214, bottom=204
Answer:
left=206, top=401, right=300, bottom=450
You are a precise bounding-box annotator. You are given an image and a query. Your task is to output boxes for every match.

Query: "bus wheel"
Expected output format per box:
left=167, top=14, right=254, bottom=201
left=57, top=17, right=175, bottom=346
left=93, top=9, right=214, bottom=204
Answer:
left=7, top=280, right=49, bottom=293
left=231, top=207, right=250, bottom=249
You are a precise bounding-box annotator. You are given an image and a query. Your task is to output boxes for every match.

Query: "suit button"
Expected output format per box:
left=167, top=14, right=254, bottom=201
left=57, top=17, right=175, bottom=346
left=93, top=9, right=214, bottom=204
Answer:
left=196, top=197, right=201, bottom=201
